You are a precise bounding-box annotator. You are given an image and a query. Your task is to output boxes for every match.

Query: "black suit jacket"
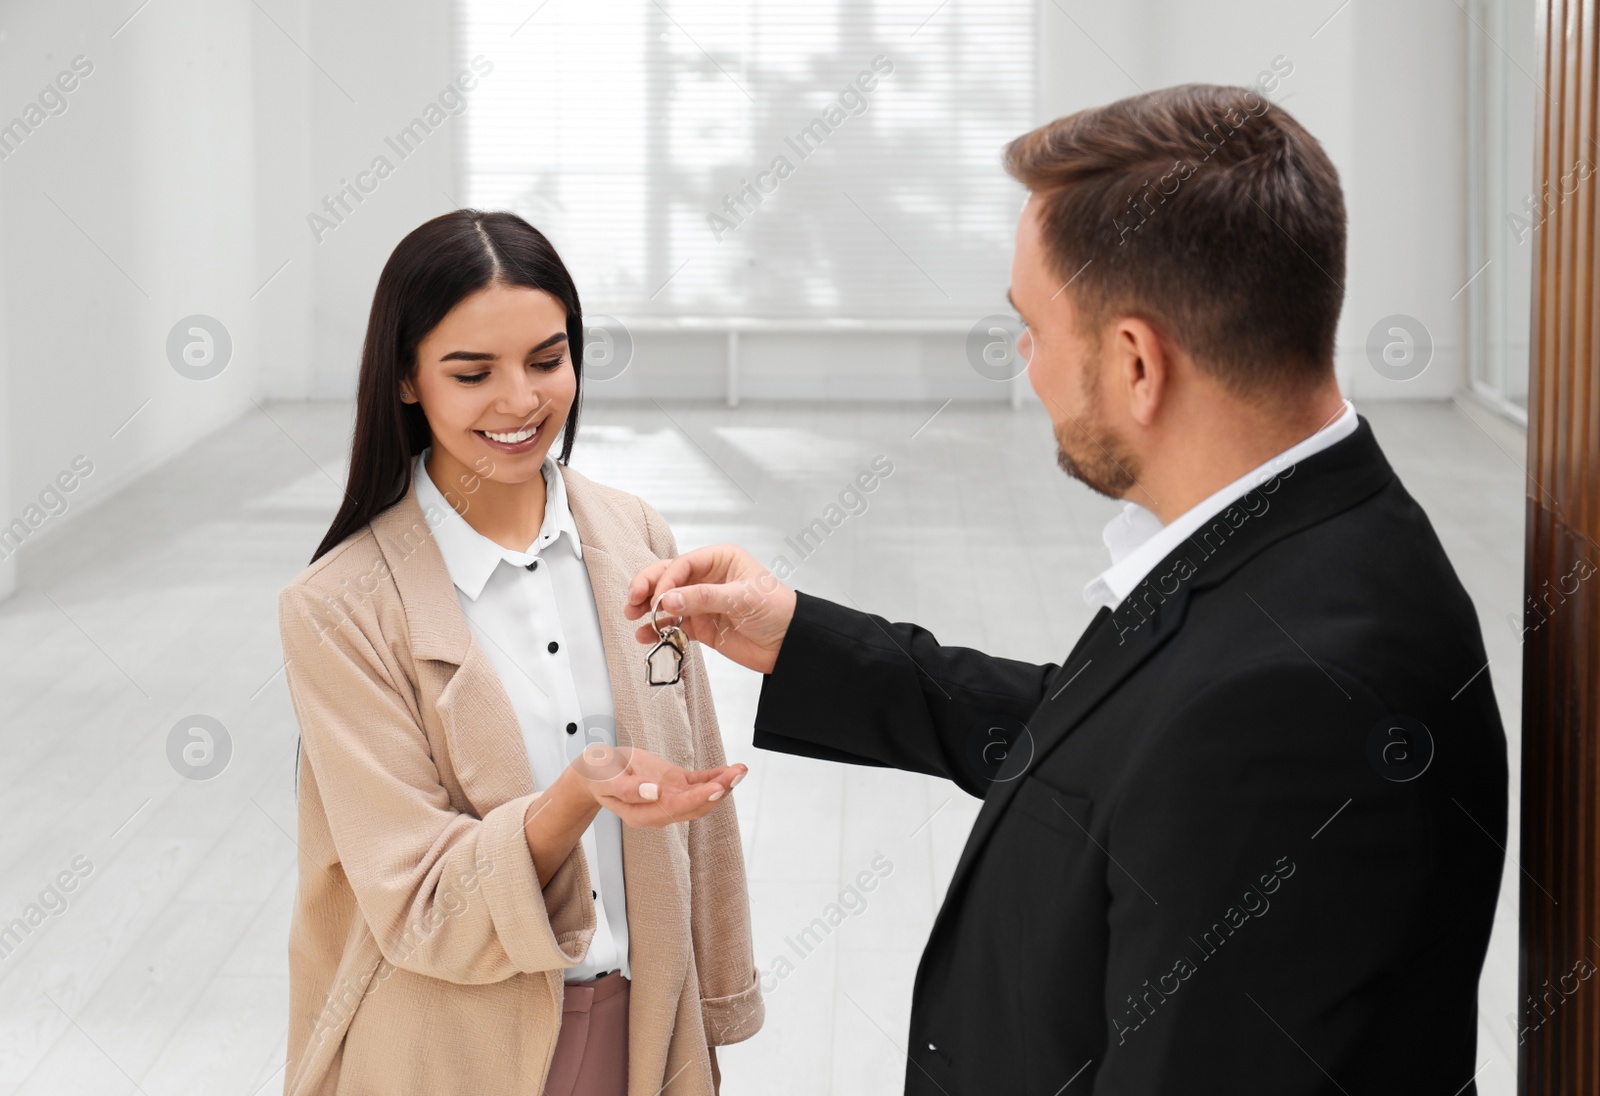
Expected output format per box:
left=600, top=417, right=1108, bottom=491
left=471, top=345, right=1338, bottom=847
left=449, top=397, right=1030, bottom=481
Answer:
left=753, top=415, right=1508, bottom=1095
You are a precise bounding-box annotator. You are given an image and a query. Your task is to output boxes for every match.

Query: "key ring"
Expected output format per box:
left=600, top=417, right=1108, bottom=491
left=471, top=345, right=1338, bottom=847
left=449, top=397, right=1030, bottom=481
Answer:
left=650, top=592, right=685, bottom=636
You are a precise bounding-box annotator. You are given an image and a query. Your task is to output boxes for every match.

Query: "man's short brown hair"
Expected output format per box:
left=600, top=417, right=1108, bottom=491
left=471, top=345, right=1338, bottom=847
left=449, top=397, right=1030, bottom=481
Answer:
left=1004, top=83, right=1345, bottom=399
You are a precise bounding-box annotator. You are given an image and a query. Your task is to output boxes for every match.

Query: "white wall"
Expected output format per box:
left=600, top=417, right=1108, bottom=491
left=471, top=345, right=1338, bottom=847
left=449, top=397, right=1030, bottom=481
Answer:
left=0, top=0, right=462, bottom=584
left=1343, top=1, right=1469, bottom=401
left=247, top=0, right=466, bottom=403
left=0, top=0, right=260, bottom=580
left=295, top=0, right=463, bottom=400
left=0, top=180, right=9, bottom=601
left=251, top=0, right=315, bottom=402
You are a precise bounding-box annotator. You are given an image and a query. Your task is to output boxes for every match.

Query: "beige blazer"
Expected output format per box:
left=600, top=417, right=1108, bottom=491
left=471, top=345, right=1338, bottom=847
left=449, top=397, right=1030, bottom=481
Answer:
left=275, top=462, right=763, bottom=1096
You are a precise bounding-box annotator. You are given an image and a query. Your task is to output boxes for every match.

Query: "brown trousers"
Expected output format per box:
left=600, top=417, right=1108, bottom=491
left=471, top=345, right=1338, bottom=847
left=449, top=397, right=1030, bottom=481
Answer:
left=543, top=971, right=630, bottom=1096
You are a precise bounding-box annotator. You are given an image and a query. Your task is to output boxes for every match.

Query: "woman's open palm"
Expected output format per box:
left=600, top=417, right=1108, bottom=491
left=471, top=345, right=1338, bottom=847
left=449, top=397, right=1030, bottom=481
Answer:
left=571, top=743, right=744, bottom=828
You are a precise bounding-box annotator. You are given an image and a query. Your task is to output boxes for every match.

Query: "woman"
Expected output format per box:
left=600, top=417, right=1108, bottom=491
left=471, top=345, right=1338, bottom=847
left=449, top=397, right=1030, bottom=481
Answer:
left=276, top=209, right=763, bottom=1096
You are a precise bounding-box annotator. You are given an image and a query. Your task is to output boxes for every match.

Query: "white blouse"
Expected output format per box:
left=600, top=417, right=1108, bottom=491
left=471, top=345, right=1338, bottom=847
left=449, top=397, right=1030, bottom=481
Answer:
left=412, top=446, right=630, bottom=982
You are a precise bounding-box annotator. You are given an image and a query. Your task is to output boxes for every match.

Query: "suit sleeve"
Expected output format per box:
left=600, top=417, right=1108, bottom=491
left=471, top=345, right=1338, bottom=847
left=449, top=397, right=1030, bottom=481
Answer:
left=640, top=501, right=765, bottom=1046
left=1090, top=659, right=1439, bottom=1094
left=278, top=582, right=597, bottom=984
left=752, top=589, right=1060, bottom=798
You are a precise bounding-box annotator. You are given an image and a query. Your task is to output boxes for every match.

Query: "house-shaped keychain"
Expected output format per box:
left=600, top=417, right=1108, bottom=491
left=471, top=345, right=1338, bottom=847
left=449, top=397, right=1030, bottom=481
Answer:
left=646, top=601, right=687, bottom=686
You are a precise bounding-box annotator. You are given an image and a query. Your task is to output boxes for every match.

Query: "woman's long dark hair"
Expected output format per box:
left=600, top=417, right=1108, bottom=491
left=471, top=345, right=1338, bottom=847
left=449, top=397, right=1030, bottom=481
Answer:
left=295, top=209, right=585, bottom=795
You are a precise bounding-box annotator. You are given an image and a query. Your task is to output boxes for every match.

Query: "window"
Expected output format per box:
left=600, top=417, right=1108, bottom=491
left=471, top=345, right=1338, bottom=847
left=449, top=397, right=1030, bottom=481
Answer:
left=455, top=0, right=1036, bottom=319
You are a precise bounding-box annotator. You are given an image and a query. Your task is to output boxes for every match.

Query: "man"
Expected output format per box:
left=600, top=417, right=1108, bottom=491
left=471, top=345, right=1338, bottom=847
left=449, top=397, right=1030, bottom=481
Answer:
left=627, top=84, right=1507, bottom=1095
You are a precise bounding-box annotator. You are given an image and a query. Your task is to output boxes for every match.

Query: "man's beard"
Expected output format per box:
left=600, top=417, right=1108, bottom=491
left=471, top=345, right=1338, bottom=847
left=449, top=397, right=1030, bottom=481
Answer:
left=1053, top=360, right=1140, bottom=500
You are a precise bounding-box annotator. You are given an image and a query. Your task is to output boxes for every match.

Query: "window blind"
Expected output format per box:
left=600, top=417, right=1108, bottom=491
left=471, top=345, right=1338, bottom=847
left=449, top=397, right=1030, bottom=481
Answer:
left=454, top=0, right=1035, bottom=319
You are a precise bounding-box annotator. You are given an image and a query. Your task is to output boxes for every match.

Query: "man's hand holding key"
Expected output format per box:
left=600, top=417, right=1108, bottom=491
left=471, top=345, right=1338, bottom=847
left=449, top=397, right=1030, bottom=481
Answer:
left=625, top=544, right=798, bottom=675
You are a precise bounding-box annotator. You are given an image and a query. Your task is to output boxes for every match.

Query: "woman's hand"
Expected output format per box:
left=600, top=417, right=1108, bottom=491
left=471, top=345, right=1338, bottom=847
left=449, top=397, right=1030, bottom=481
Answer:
left=527, top=745, right=743, bottom=884
left=626, top=544, right=798, bottom=675
left=565, top=743, right=745, bottom=829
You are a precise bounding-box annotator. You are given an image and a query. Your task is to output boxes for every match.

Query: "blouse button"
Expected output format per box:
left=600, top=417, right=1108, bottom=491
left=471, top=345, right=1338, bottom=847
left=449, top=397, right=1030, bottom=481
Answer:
left=548, top=640, right=559, bottom=653
left=525, top=559, right=539, bottom=571
left=566, top=722, right=577, bottom=735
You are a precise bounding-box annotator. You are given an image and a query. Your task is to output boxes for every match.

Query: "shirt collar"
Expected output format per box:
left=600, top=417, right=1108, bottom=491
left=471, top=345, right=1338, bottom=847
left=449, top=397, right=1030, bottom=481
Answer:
left=412, top=445, right=583, bottom=602
left=1082, top=398, right=1359, bottom=610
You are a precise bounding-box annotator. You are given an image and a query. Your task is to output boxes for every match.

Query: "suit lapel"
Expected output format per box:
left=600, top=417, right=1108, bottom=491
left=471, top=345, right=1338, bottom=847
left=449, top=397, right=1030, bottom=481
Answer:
left=369, top=476, right=537, bottom=818
left=930, top=415, right=1396, bottom=936
left=1036, top=605, right=1111, bottom=700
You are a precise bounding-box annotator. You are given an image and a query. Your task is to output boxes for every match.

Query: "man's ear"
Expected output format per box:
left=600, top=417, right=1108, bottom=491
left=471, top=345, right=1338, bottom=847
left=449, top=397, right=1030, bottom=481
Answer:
left=1115, top=317, right=1169, bottom=428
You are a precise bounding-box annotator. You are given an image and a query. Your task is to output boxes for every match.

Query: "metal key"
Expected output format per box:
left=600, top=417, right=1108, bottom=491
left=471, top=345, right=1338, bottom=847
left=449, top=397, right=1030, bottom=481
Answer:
left=646, top=597, right=688, bottom=686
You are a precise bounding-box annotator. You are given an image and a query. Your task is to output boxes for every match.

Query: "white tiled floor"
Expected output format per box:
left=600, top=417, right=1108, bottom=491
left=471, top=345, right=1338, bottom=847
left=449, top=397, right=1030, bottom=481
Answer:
left=0, top=396, right=1525, bottom=1095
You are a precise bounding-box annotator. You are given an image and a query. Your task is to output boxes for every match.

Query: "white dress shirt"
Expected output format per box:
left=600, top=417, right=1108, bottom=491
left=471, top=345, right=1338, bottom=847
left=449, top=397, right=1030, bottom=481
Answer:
left=413, top=446, right=630, bottom=982
left=1082, top=399, right=1359, bottom=612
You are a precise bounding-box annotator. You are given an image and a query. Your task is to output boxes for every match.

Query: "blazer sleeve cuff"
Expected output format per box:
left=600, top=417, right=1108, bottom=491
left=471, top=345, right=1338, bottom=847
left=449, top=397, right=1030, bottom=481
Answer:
left=754, top=588, right=838, bottom=733
left=753, top=590, right=892, bottom=767
left=479, top=790, right=596, bottom=973
left=701, top=965, right=765, bottom=1046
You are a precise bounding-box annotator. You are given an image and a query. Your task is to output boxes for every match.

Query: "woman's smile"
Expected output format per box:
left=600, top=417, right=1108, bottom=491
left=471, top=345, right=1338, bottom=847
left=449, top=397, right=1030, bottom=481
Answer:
left=475, top=418, right=544, bottom=454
